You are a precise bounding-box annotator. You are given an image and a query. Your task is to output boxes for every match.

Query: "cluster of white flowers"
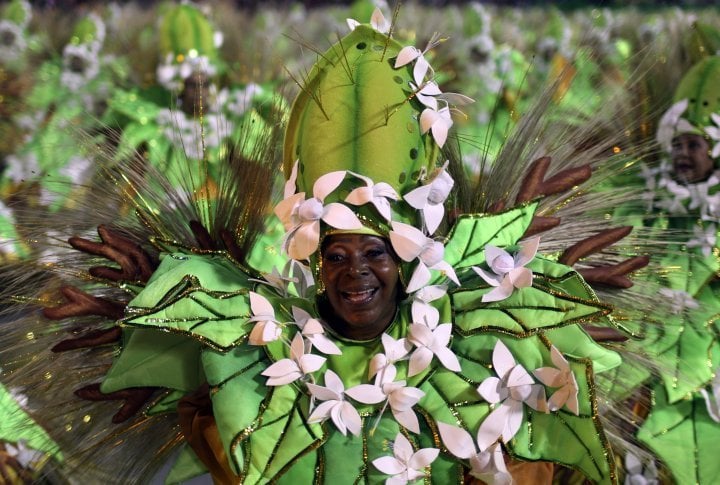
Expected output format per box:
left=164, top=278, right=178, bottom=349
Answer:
left=60, top=13, right=106, bottom=92
left=155, top=108, right=225, bottom=160
left=155, top=29, right=223, bottom=91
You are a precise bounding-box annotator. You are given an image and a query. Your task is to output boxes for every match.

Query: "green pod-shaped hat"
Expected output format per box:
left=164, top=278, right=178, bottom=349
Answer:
left=158, top=3, right=218, bottom=62
left=283, top=25, right=440, bottom=199
left=684, top=21, right=720, bottom=65
left=673, top=56, right=720, bottom=129
left=70, top=13, right=104, bottom=47
left=2, top=0, right=30, bottom=27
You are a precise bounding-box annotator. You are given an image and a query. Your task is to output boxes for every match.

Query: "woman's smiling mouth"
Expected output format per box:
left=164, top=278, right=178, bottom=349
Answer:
left=341, top=288, right=378, bottom=305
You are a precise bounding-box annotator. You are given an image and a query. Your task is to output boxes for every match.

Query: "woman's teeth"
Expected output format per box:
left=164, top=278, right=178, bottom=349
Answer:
left=343, top=289, right=376, bottom=303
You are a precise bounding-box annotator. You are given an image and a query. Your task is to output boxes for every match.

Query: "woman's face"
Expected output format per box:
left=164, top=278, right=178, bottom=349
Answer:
left=320, top=234, right=400, bottom=340
left=671, top=134, right=715, bottom=183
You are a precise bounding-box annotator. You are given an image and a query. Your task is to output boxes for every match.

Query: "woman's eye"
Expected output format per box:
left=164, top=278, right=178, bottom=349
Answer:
left=366, top=248, right=386, bottom=258
left=325, top=253, right=345, bottom=263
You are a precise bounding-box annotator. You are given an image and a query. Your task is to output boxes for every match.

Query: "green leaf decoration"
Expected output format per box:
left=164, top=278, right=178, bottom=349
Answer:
left=595, top=359, right=652, bottom=403
left=626, top=309, right=717, bottom=403
left=125, top=253, right=254, bottom=350
left=544, top=325, right=621, bottom=375
left=129, top=253, right=251, bottom=308
left=125, top=289, right=251, bottom=350
left=201, top=346, right=325, bottom=481
left=658, top=249, right=719, bottom=298
left=452, top=260, right=610, bottom=337
left=146, top=390, right=187, bottom=416
left=637, top=385, right=720, bottom=484
left=102, top=328, right=205, bottom=393
left=434, top=333, right=613, bottom=483
left=0, top=383, right=62, bottom=459
left=443, top=203, right=538, bottom=270
left=164, top=444, right=209, bottom=485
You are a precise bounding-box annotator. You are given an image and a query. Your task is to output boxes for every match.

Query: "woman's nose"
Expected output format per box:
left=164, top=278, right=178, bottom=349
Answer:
left=348, top=255, right=369, bottom=275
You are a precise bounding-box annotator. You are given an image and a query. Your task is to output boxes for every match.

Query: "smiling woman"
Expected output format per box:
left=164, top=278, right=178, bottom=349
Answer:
left=319, top=233, right=400, bottom=341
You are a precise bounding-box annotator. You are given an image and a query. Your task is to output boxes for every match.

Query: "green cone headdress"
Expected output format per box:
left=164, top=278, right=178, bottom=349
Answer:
left=156, top=3, right=222, bottom=90
left=275, top=8, right=472, bottom=293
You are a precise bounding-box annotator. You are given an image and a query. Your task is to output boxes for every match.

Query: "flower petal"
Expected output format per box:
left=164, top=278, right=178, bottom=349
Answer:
left=437, top=421, right=476, bottom=460
left=309, top=334, right=342, bottom=355
left=322, top=203, right=363, bottom=230
left=477, top=403, right=510, bottom=451
left=408, top=347, right=433, bottom=376
left=389, top=222, right=425, bottom=261
left=481, top=278, right=514, bottom=302
left=409, top=448, right=440, bottom=469
left=406, top=262, right=432, bottom=294
left=340, top=401, right=362, bottom=436
left=287, top=221, right=321, bottom=260
left=313, top=171, right=347, bottom=201
left=393, top=408, right=421, bottom=434
left=373, top=456, right=406, bottom=475
left=395, top=45, right=421, bottom=68
left=345, top=384, right=386, bottom=404
left=515, top=237, right=540, bottom=266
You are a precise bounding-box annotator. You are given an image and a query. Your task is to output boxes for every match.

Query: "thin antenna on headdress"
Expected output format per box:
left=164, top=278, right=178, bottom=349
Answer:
left=380, top=1, right=403, bottom=62
left=333, top=31, right=355, bottom=84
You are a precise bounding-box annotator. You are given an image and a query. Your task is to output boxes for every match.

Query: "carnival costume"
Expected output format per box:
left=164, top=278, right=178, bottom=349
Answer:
left=617, top=55, right=720, bottom=484
left=0, top=9, right=663, bottom=484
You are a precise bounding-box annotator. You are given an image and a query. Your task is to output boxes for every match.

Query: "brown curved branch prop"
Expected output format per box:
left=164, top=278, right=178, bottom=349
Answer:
left=75, top=383, right=156, bottom=424
left=522, top=216, right=561, bottom=238
left=69, top=225, right=157, bottom=283
left=558, top=226, right=633, bottom=266
left=43, top=286, right=125, bottom=320
left=515, top=156, right=552, bottom=204
left=539, top=165, right=592, bottom=197
left=578, top=256, right=650, bottom=288
left=190, top=220, right=245, bottom=263
left=51, top=326, right=122, bottom=352
left=581, top=325, right=629, bottom=342
left=514, top=156, right=592, bottom=239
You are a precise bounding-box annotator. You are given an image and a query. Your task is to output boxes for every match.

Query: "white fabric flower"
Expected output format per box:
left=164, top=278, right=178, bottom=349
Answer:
left=261, top=333, right=326, bottom=386
left=372, top=432, right=438, bottom=485
left=61, top=43, right=100, bottom=91
left=476, top=340, right=547, bottom=450
left=624, top=451, right=659, bottom=485
left=407, top=303, right=460, bottom=376
left=0, top=20, right=26, bottom=63
left=403, top=162, right=454, bottom=235
left=473, top=237, right=540, bottom=303
left=345, top=172, right=399, bottom=221
left=3, top=152, right=39, bottom=185
left=369, top=333, right=412, bottom=381
left=704, top=113, right=720, bottom=159
left=437, top=422, right=511, bottom=485
left=250, top=261, right=305, bottom=298
left=274, top=170, right=363, bottom=260
left=700, top=370, right=720, bottom=423
left=347, top=7, right=389, bottom=34
left=410, top=285, right=446, bottom=329
left=658, top=288, right=700, bottom=315
left=5, top=440, right=42, bottom=470
left=247, top=292, right=282, bottom=345
left=348, top=365, right=425, bottom=433
left=686, top=223, right=717, bottom=257
left=532, top=345, right=579, bottom=415
left=292, top=306, right=341, bottom=355
left=419, top=105, right=453, bottom=148
left=389, top=221, right=459, bottom=293
left=307, top=370, right=362, bottom=436
left=656, top=99, right=696, bottom=153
